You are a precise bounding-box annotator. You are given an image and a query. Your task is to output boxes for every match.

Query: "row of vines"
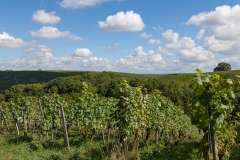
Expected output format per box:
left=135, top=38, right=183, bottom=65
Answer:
left=0, top=79, right=201, bottom=159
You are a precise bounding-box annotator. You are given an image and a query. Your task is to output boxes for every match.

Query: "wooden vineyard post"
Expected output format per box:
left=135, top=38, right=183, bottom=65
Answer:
left=0, top=106, right=10, bottom=131
left=59, top=103, right=70, bottom=152
left=207, top=105, right=216, bottom=160
left=38, top=100, right=45, bottom=142
left=116, top=96, right=128, bottom=160
left=155, top=127, right=159, bottom=145
left=102, top=129, right=105, bottom=145
left=107, top=125, right=111, bottom=153
left=22, top=101, right=28, bottom=137
left=10, top=105, right=19, bottom=135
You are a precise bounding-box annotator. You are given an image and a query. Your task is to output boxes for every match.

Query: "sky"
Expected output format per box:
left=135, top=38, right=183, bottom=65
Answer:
left=1, top=0, right=240, bottom=73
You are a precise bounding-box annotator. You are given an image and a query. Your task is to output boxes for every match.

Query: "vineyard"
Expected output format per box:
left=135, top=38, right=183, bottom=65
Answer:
left=0, top=70, right=240, bottom=159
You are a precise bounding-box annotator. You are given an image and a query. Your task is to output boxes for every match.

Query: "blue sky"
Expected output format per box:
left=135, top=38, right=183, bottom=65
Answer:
left=1, top=0, right=240, bottom=73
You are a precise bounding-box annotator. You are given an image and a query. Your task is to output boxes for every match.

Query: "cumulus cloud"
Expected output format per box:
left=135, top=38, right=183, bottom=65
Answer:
left=38, top=45, right=52, bottom=52
left=210, top=24, right=240, bottom=41
left=60, top=0, right=110, bottom=9
left=178, top=46, right=214, bottom=62
left=0, top=32, right=33, bottom=48
left=162, top=30, right=195, bottom=50
left=0, top=43, right=222, bottom=73
left=187, top=5, right=240, bottom=27
left=140, top=33, right=152, bottom=38
left=30, top=26, right=70, bottom=39
left=187, top=5, right=240, bottom=55
left=203, top=36, right=240, bottom=55
left=162, top=30, right=179, bottom=43
left=73, top=48, right=93, bottom=57
left=196, top=29, right=205, bottom=39
left=165, top=37, right=195, bottom=50
left=148, top=39, right=161, bottom=44
left=166, top=59, right=217, bottom=73
left=10, top=45, right=57, bottom=70
left=156, top=46, right=173, bottom=56
left=187, top=5, right=240, bottom=41
left=115, top=46, right=166, bottom=72
left=67, top=35, right=83, bottom=41
left=98, top=11, right=145, bottom=31
left=32, top=10, right=61, bottom=24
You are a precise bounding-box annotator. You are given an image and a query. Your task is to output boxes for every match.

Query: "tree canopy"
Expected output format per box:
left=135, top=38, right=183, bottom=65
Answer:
left=214, top=62, right=231, bottom=72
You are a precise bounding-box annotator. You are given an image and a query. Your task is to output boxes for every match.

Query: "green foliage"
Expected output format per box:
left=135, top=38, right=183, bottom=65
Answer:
left=229, top=146, right=240, bottom=160
left=144, top=78, right=194, bottom=110
left=190, top=68, right=237, bottom=159
left=116, top=78, right=201, bottom=145
left=214, top=62, right=231, bottom=72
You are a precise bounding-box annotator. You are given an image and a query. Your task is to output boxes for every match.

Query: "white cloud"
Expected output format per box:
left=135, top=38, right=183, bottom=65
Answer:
left=187, top=5, right=240, bottom=55
left=187, top=5, right=240, bottom=27
left=148, top=39, right=161, bottom=44
left=210, top=23, right=240, bottom=40
left=178, top=46, right=214, bottom=62
left=187, top=5, right=240, bottom=41
left=156, top=47, right=173, bottom=56
left=203, top=36, right=240, bottom=55
left=73, top=48, right=93, bottom=57
left=162, top=30, right=195, bottom=50
left=196, top=29, right=205, bottom=39
left=98, top=11, right=145, bottom=31
left=38, top=45, right=52, bottom=52
left=80, top=57, right=113, bottom=70
left=30, top=26, right=70, bottom=39
left=0, top=32, right=33, bottom=48
left=166, top=59, right=217, bottom=73
left=32, top=9, right=61, bottom=24
left=162, top=30, right=179, bottom=43
left=9, top=45, right=57, bottom=70
left=115, top=46, right=166, bottom=72
left=165, top=37, right=195, bottom=50
left=140, top=33, right=152, bottom=38
left=67, top=35, right=83, bottom=41
left=0, top=44, right=225, bottom=73
left=60, top=0, right=110, bottom=9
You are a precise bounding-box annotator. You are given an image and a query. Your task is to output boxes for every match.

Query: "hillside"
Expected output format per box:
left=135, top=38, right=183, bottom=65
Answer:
left=1, top=69, right=240, bottom=91
left=0, top=70, right=157, bottom=91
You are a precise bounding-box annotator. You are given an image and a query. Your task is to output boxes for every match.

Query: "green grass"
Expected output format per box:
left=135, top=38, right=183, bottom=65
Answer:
left=0, top=124, right=240, bottom=159
left=0, top=133, right=204, bottom=160
left=139, top=142, right=203, bottom=160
